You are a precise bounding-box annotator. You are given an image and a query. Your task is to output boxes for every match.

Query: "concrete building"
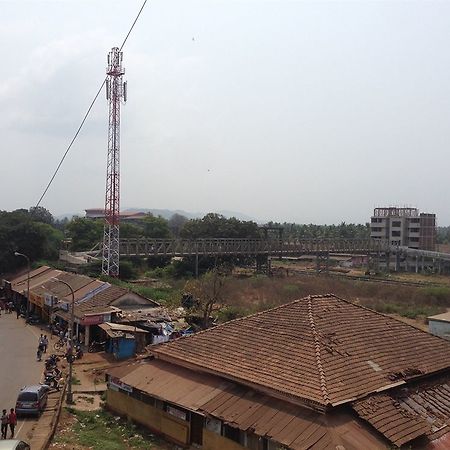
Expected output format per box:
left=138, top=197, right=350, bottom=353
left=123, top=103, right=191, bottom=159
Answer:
left=428, top=312, right=450, bottom=341
left=85, top=208, right=147, bottom=221
left=370, top=207, right=436, bottom=250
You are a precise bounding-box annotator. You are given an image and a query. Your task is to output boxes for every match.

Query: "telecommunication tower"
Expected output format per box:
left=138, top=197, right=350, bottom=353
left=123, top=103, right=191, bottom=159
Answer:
left=102, top=47, right=127, bottom=276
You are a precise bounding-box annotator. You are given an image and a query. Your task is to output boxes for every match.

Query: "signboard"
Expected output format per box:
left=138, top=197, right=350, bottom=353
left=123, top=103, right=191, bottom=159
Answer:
left=81, top=313, right=111, bottom=326
left=59, top=302, right=69, bottom=312
left=166, top=406, right=187, bottom=421
left=44, top=294, right=58, bottom=307
left=109, top=376, right=132, bottom=393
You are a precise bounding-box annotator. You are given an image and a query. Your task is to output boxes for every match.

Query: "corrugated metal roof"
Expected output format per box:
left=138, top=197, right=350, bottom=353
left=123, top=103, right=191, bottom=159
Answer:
left=8, top=266, right=53, bottom=285
left=153, top=294, right=450, bottom=409
left=108, top=360, right=387, bottom=450
left=13, top=269, right=63, bottom=293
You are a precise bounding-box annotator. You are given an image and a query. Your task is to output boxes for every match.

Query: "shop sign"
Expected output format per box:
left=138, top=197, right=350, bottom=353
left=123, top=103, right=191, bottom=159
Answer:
left=82, top=314, right=103, bottom=325
left=59, top=302, right=70, bottom=312
left=30, top=292, right=43, bottom=307
left=109, top=376, right=132, bottom=393
left=44, top=294, right=58, bottom=307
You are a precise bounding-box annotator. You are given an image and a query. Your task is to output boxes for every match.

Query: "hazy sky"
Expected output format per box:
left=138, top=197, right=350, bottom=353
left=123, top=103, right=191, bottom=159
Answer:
left=1, top=0, right=450, bottom=224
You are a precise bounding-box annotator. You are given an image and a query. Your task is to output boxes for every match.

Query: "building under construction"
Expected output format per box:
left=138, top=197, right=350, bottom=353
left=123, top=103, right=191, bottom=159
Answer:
left=370, top=207, right=436, bottom=251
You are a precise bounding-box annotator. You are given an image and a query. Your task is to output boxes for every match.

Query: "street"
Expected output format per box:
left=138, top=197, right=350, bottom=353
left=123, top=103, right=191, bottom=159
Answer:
left=0, top=311, right=46, bottom=442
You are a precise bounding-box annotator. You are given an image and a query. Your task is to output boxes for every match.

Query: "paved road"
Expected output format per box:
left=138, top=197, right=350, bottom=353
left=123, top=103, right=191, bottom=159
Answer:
left=0, top=312, right=45, bottom=442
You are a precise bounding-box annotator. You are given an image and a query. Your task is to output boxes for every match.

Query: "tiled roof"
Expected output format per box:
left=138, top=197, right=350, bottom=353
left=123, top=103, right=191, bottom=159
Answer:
left=153, top=294, right=450, bottom=409
left=353, top=376, right=450, bottom=447
left=108, top=359, right=387, bottom=450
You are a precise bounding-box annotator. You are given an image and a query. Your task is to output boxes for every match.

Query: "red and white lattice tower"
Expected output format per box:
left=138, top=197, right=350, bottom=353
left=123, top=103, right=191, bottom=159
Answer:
left=102, top=47, right=127, bottom=276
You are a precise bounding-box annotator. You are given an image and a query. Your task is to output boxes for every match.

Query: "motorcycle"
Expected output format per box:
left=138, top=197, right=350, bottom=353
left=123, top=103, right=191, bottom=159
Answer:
left=88, top=340, right=106, bottom=353
left=75, top=344, right=83, bottom=359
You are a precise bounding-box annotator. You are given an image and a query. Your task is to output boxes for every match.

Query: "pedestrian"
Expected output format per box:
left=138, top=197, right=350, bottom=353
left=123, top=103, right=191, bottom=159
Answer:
left=37, top=343, right=43, bottom=361
left=1, top=409, right=7, bottom=439
left=8, top=408, right=16, bottom=438
left=43, top=335, right=48, bottom=353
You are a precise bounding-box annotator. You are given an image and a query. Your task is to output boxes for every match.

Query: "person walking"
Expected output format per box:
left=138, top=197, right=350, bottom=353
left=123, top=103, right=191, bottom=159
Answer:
left=8, top=408, right=16, bottom=438
left=37, top=343, right=43, bottom=362
left=43, top=335, right=48, bottom=353
left=1, top=409, right=8, bottom=439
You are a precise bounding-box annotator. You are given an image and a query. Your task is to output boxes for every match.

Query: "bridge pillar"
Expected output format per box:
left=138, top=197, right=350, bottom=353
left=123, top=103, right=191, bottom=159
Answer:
left=385, top=252, right=390, bottom=273
left=415, top=255, right=419, bottom=273
left=395, top=252, right=400, bottom=272
left=195, top=251, right=199, bottom=279
left=421, top=256, right=425, bottom=273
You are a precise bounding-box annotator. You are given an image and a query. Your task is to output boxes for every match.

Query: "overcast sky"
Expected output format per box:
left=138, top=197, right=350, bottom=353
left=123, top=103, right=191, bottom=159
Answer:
left=1, top=0, right=450, bottom=224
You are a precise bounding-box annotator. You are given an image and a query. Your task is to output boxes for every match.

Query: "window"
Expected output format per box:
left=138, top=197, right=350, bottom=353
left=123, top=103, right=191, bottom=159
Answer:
left=410, top=237, right=419, bottom=242
left=392, top=221, right=401, bottom=227
left=409, top=228, right=419, bottom=233
left=205, top=418, right=221, bottom=435
left=371, top=227, right=382, bottom=232
left=392, top=231, right=401, bottom=237
left=223, top=424, right=240, bottom=443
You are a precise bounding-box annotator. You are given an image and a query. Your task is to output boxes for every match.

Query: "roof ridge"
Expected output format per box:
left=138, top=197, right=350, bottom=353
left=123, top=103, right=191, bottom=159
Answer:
left=328, top=293, right=450, bottom=343
left=307, top=295, right=330, bottom=405
left=164, top=293, right=338, bottom=342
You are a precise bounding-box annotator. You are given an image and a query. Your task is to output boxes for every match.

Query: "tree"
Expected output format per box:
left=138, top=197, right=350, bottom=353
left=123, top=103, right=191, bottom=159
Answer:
left=142, top=214, right=170, bottom=238
left=0, top=209, right=62, bottom=274
left=65, top=218, right=103, bottom=251
left=180, top=213, right=260, bottom=239
left=183, top=268, right=226, bottom=329
left=29, top=206, right=54, bottom=225
left=168, top=213, right=188, bottom=237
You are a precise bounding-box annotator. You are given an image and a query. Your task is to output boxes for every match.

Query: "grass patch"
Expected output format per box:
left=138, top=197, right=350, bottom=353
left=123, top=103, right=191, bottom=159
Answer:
left=71, top=376, right=81, bottom=385
left=55, top=408, right=160, bottom=449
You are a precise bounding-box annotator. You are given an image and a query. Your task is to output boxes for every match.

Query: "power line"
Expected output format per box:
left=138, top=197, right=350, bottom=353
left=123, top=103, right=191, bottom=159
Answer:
left=35, top=0, right=148, bottom=209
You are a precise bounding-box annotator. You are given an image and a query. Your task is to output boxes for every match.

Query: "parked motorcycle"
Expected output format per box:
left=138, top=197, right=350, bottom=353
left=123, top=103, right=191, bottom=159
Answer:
left=88, top=340, right=106, bottom=353
left=75, top=344, right=83, bottom=359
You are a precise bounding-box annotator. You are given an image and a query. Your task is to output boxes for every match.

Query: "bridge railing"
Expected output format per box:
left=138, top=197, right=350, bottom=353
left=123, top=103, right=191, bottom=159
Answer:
left=115, top=237, right=388, bottom=257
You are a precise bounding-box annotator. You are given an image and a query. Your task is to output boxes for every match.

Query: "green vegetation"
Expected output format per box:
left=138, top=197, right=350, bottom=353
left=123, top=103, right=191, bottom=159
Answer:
left=265, top=221, right=370, bottom=240
left=0, top=207, right=63, bottom=274
left=55, top=408, right=161, bottom=450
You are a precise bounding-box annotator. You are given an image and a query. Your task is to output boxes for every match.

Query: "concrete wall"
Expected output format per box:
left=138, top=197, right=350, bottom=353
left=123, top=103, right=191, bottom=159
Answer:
left=106, top=389, right=190, bottom=446
left=203, top=429, right=246, bottom=450
left=429, top=320, right=450, bottom=340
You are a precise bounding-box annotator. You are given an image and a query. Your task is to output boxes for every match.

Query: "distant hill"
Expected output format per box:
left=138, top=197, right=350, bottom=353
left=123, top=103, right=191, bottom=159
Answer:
left=54, top=208, right=259, bottom=222
left=122, top=208, right=258, bottom=222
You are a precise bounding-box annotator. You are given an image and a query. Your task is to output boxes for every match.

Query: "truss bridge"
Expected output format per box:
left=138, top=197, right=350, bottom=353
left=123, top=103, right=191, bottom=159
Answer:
left=106, top=238, right=387, bottom=258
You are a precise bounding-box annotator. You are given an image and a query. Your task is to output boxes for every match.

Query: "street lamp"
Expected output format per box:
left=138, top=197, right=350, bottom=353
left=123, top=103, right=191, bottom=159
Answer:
left=14, top=252, right=30, bottom=321
left=51, top=278, right=75, bottom=404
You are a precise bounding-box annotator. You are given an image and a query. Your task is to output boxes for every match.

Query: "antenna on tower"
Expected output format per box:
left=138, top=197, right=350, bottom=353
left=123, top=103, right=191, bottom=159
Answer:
left=102, top=47, right=126, bottom=277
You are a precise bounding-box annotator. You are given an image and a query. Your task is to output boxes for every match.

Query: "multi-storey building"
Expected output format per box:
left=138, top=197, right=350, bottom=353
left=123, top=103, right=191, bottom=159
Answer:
left=370, top=207, right=436, bottom=250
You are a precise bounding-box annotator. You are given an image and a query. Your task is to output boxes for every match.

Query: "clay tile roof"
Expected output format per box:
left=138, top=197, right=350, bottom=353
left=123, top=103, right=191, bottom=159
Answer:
left=353, top=377, right=450, bottom=447
left=153, top=294, right=450, bottom=409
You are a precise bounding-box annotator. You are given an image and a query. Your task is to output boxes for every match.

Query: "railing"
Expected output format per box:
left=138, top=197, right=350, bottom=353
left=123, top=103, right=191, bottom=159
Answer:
left=88, top=238, right=389, bottom=257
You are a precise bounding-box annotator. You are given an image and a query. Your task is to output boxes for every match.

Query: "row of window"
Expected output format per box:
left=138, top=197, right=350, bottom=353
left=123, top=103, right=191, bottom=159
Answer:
left=206, top=419, right=281, bottom=450
left=112, top=380, right=284, bottom=450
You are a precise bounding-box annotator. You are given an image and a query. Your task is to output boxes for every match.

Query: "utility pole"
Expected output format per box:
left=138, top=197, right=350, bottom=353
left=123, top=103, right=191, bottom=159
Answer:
left=102, top=47, right=127, bottom=277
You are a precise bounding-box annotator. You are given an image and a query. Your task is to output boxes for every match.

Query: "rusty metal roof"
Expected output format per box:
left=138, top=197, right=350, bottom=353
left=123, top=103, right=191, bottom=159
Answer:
left=153, top=294, right=450, bottom=409
left=353, top=376, right=450, bottom=447
left=108, top=359, right=386, bottom=450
